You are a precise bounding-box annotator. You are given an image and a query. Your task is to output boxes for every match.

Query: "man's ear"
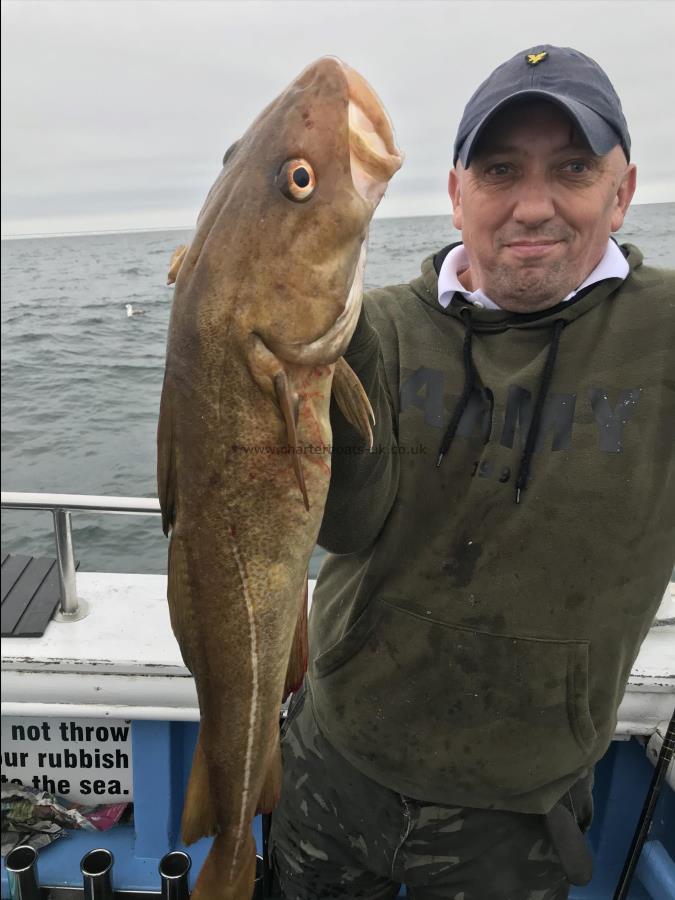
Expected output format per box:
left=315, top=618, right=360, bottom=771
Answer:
left=449, top=168, right=462, bottom=230
left=611, top=163, right=637, bottom=232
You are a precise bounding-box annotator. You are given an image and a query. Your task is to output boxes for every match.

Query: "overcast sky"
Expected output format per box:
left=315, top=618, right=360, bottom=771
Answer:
left=2, top=0, right=674, bottom=236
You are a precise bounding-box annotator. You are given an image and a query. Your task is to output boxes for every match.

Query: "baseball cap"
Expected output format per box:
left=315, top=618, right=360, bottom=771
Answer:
left=453, top=45, right=631, bottom=167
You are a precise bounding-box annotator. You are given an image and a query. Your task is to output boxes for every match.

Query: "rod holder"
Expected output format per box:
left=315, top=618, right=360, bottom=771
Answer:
left=6, top=845, right=40, bottom=900
left=261, top=812, right=274, bottom=896
left=52, top=507, right=88, bottom=622
left=159, top=850, right=192, bottom=900
left=80, top=848, right=114, bottom=900
left=253, top=854, right=264, bottom=900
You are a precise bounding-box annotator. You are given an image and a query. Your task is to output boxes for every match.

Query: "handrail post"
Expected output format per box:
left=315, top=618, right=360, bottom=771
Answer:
left=52, top=508, right=88, bottom=622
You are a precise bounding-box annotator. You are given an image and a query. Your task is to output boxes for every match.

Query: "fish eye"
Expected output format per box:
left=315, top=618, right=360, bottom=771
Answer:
left=276, top=158, right=316, bottom=202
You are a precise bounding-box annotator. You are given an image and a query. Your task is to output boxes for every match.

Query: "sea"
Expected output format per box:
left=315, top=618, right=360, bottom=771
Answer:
left=2, top=204, right=674, bottom=579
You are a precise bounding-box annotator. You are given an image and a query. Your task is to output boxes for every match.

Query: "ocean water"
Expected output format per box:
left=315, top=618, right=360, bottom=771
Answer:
left=2, top=204, right=674, bottom=578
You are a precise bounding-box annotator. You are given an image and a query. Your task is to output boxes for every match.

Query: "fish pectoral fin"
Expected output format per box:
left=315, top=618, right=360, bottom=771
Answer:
left=283, top=576, right=308, bottom=700
left=167, top=244, right=188, bottom=285
left=247, top=334, right=310, bottom=511
left=332, top=356, right=375, bottom=450
left=274, top=370, right=309, bottom=511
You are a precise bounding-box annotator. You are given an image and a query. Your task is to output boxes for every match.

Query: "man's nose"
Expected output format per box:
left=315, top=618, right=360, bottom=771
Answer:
left=512, top=179, right=556, bottom=228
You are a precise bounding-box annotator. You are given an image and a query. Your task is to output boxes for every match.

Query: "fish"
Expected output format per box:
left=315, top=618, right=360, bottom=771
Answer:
left=157, top=56, right=402, bottom=899
left=167, top=244, right=188, bottom=286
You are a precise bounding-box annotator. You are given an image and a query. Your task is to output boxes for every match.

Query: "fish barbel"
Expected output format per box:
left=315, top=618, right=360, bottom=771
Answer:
left=157, top=57, right=402, bottom=899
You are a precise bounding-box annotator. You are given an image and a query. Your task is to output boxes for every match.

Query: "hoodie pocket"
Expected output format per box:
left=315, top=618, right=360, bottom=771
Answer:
left=313, top=600, right=383, bottom=677
left=312, top=596, right=597, bottom=799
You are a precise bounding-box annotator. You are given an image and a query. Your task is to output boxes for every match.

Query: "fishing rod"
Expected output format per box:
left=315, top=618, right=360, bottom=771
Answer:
left=612, top=707, right=675, bottom=900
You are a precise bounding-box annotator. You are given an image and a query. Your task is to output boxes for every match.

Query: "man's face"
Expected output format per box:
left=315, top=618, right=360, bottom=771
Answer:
left=449, top=101, right=636, bottom=312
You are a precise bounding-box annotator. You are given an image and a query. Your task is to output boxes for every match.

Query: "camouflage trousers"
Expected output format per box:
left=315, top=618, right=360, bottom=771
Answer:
left=269, top=682, right=594, bottom=900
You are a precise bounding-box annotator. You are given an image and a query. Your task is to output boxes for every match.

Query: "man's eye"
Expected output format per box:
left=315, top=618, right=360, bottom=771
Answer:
left=487, top=163, right=512, bottom=176
left=564, top=160, right=589, bottom=174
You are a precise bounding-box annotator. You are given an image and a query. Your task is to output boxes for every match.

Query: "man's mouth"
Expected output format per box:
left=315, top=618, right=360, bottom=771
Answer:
left=504, top=240, right=562, bottom=259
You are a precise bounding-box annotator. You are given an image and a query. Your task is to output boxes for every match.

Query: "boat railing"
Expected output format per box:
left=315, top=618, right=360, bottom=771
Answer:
left=2, top=490, right=673, bottom=629
left=1, top=491, right=161, bottom=622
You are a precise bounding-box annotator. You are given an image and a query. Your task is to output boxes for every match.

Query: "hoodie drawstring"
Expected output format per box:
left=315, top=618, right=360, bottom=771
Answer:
left=514, top=319, right=565, bottom=503
left=436, top=308, right=475, bottom=467
left=436, top=313, right=566, bottom=504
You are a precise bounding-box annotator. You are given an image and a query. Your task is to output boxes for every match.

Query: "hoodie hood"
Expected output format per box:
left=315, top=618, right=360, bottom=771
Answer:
left=410, top=241, right=643, bottom=330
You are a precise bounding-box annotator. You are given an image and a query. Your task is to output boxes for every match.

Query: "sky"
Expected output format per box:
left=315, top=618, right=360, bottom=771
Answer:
left=2, top=0, right=674, bottom=237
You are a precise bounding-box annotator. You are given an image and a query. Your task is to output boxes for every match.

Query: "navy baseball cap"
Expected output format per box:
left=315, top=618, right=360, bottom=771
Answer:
left=453, top=45, right=631, bottom=167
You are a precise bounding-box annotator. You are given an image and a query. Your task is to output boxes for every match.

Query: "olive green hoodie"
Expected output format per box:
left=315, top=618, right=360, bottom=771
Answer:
left=307, top=242, right=675, bottom=814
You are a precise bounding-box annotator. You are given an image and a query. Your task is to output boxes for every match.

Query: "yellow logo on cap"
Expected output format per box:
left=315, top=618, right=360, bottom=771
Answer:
left=526, top=51, right=548, bottom=66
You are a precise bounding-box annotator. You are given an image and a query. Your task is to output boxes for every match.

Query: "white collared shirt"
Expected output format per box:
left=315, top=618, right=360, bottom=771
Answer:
left=437, top=239, right=629, bottom=310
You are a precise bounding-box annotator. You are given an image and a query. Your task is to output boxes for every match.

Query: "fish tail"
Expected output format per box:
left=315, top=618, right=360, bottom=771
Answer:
left=182, top=730, right=217, bottom=845
left=190, top=830, right=257, bottom=900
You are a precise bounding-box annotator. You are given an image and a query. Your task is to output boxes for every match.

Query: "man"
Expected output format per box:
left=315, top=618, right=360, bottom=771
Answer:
left=269, top=45, right=675, bottom=899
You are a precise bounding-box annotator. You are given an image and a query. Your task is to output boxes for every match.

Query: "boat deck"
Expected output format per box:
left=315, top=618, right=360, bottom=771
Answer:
left=2, top=573, right=673, bottom=729
left=1, top=572, right=674, bottom=897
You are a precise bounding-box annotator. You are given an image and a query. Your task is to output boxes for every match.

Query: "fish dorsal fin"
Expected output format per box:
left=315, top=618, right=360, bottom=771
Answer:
left=167, top=244, right=189, bottom=285
left=332, top=356, right=375, bottom=449
left=157, top=372, right=176, bottom=536
left=181, top=730, right=217, bottom=844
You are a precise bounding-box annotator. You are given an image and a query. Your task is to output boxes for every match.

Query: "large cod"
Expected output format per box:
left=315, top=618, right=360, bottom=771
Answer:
left=157, top=58, right=402, bottom=899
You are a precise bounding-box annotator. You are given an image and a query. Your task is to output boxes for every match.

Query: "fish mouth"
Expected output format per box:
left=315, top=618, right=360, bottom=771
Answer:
left=264, top=240, right=368, bottom=367
left=339, top=61, right=403, bottom=206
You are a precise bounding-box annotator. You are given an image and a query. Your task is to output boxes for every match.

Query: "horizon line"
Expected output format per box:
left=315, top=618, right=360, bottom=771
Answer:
left=0, top=213, right=449, bottom=240
left=1, top=200, right=671, bottom=241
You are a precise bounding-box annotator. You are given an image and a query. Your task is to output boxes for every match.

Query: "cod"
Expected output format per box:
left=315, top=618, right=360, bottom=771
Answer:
left=157, top=57, right=402, bottom=899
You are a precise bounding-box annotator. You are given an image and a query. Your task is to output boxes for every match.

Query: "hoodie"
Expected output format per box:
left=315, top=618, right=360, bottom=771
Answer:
left=307, top=242, right=675, bottom=814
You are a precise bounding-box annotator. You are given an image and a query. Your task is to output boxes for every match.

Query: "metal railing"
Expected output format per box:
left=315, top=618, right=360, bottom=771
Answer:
left=1, top=492, right=161, bottom=622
